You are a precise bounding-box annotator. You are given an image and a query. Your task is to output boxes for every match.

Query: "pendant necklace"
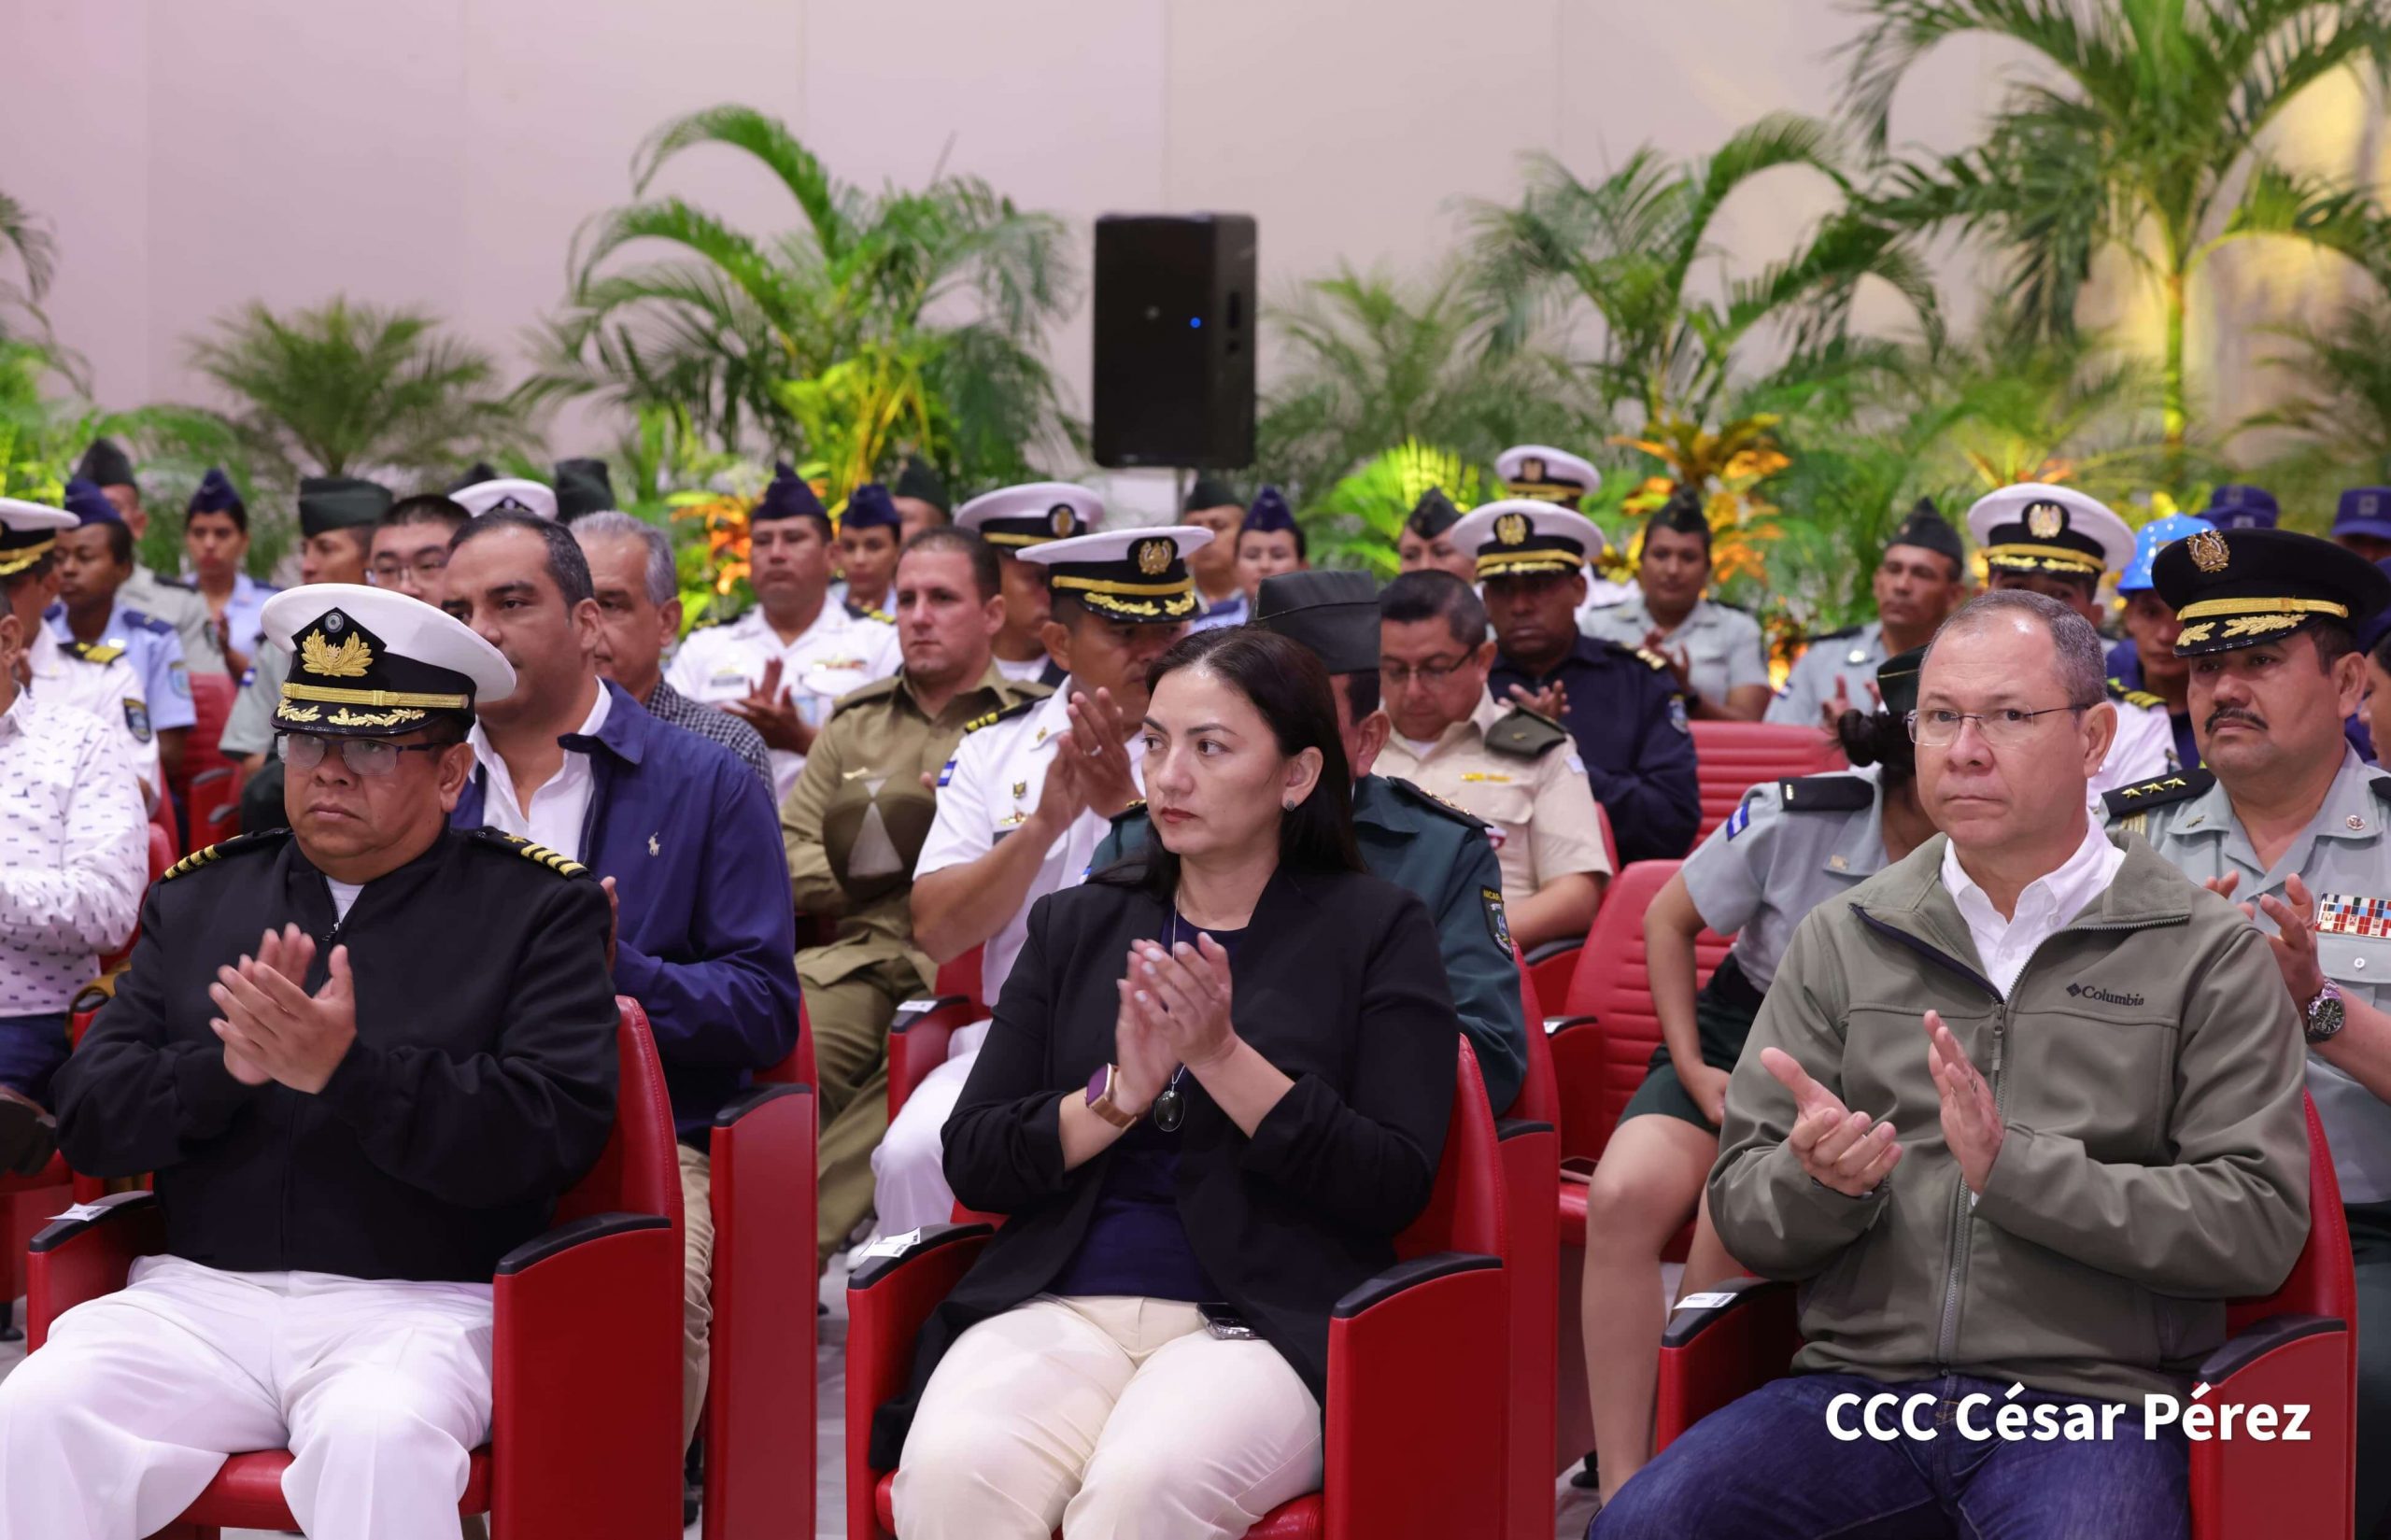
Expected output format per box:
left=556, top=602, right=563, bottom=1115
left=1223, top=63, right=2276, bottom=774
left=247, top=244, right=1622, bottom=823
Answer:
left=1153, top=903, right=1190, bottom=1132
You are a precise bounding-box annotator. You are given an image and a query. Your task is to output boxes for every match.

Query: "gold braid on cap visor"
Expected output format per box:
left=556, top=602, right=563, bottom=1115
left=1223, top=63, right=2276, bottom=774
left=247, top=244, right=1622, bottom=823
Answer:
left=0, top=536, right=57, bottom=577
left=1475, top=549, right=1588, bottom=578
left=1982, top=543, right=2104, bottom=574
left=1047, top=573, right=1200, bottom=620
left=2172, top=596, right=2350, bottom=647
left=281, top=682, right=473, bottom=710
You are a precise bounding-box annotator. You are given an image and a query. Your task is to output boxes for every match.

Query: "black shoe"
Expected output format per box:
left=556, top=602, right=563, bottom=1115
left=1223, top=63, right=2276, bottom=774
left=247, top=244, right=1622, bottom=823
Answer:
left=684, top=1434, right=703, bottom=1527
left=0, top=1095, right=55, bottom=1178
left=0, top=1299, right=19, bottom=1345
left=1570, top=1451, right=1600, bottom=1490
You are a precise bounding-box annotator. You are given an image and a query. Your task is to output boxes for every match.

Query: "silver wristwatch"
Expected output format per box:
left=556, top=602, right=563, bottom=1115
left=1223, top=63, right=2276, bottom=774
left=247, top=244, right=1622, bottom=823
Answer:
left=2304, top=982, right=2347, bottom=1046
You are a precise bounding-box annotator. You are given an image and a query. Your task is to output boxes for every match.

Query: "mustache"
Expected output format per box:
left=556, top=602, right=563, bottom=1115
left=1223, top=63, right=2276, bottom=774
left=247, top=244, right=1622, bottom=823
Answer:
left=2205, top=706, right=2267, bottom=734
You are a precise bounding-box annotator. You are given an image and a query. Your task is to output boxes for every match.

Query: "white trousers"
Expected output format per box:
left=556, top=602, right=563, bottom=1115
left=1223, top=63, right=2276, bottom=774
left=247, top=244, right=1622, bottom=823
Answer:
left=893, top=1295, right=1323, bottom=1540
left=0, top=1254, right=494, bottom=1540
left=870, top=1029, right=985, bottom=1236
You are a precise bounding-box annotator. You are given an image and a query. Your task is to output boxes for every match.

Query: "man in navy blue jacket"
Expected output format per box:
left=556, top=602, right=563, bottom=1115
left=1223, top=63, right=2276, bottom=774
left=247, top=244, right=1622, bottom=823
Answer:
left=439, top=513, right=801, bottom=1454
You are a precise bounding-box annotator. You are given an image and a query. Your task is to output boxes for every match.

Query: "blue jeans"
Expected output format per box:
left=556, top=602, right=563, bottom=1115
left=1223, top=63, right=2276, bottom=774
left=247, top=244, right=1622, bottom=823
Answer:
left=0, top=1013, right=70, bottom=1103
left=1592, top=1372, right=2189, bottom=1540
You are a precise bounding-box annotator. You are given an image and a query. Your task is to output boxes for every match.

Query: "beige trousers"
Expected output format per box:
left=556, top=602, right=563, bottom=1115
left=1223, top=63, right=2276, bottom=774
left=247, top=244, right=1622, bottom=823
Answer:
left=892, top=1295, right=1323, bottom=1540
left=677, top=1144, right=714, bottom=1448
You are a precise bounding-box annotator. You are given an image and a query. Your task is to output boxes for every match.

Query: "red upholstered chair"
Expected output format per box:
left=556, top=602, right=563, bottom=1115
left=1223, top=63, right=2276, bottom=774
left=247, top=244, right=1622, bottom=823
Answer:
left=1502, top=954, right=1563, bottom=1540
left=24, top=998, right=686, bottom=1540
left=846, top=1038, right=1511, bottom=1540
left=1546, top=859, right=1732, bottom=1464
left=698, top=1016, right=818, bottom=1540
left=186, top=765, right=245, bottom=843
left=1686, top=721, right=1845, bottom=842
left=1653, top=1094, right=2357, bottom=1540
left=886, top=944, right=985, bottom=1121
left=172, top=671, right=238, bottom=845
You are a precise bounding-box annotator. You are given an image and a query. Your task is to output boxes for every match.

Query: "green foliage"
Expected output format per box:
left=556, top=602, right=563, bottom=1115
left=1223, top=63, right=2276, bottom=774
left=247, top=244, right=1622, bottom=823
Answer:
left=1305, top=441, right=1493, bottom=576
left=0, top=190, right=57, bottom=344
left=534, top=104, right=1080, bottom=500
left=1463, top=115, right=1939, bottom=427
left=2242, top=294, right=2391, bottom=486
left=1255, top=264, right=1603, bottom=507
left=1847, top=0, right=2391, bottom=456
left=188, top=297, right=529, bottom=485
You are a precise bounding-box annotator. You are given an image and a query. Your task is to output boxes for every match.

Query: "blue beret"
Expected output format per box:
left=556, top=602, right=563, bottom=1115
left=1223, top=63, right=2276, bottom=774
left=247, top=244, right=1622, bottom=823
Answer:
left=1241, top=485, right=1296, bottom=535
left=753, top=462, right=832, bottom=531
left=63, top=477, right=121, bottom=527
left=2200, top=484, right=2278, bottom=531
left=2335, top=487, right=2391, bottom=543
left=188, top=468, right=242, bottom=516
left=843, top=483, right=901, bottom=531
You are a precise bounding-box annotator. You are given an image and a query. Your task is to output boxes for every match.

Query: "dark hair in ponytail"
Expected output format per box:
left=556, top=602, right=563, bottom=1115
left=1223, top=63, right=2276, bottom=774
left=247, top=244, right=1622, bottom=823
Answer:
left=1835, top=708, right=1917, bottom=792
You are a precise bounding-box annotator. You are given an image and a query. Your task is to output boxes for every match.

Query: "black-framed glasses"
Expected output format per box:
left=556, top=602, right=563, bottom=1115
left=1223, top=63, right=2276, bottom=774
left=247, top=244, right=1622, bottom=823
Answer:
left=1905, top=703, right=2091, bottom=748
left=276, top=731, right=452, bottom=778
left=1379, top=657, right=1473, bottom=687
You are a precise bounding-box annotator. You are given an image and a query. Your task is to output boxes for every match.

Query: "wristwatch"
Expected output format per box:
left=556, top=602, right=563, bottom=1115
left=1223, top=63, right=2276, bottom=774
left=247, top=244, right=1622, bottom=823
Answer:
left=1084, top=1064, right=1139, bottom=1129
left=2304, top=982, right=2347, bottom=1046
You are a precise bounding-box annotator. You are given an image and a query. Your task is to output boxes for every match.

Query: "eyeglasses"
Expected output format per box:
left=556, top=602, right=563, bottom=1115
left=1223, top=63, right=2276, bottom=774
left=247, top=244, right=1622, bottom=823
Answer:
left=1905, top=704, right=2091, bottom=747
left=276, top=732, right=452, bottom=778
left=370, top=553, right=448, bottom=584
left=1379, top=657, right=1473, bottom=687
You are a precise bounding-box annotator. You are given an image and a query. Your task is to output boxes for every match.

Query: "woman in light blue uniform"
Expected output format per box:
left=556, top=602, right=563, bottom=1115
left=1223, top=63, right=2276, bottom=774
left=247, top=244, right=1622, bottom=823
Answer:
left=1576, top=648, right=1941, bottom=1507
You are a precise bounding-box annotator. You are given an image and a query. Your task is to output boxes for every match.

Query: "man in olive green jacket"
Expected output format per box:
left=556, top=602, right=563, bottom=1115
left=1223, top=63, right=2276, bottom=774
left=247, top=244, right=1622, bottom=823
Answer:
left=1597, top=591, right=2310, bottom=1540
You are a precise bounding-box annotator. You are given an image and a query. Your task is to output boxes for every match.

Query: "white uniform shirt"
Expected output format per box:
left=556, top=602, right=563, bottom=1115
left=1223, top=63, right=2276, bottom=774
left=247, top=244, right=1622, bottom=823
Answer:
left=1581, top=594, right=1770, bottom=709
left=468, top=685, right=613, bottom=860
left=663, top=603, right=898, bottom=804
left=914, top=683, right=1147, bottom=1010
left=0, top=692, right=147, bottom=1013
left=2091, top=696, right=2174, bottom=798
left=1940, top=816, right=2126, bottom=996
left=25, top=625, right=161, bottom=793
left=47, top=599, right=195, bottom=733
left=993, top=653, right=1055, bottom=685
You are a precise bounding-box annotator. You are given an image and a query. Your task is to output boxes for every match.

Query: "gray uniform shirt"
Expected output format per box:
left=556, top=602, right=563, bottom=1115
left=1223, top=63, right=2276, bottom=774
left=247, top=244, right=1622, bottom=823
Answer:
left=1582, top=595, right=1770, bottom=711
left=1765, top=621, right=1886, bottom=727
left=219, top=640, right=290, bottom=758
left=2117, top=749, right=2391, bottom=1202
left=1682, top=765, right=1891, bottom=991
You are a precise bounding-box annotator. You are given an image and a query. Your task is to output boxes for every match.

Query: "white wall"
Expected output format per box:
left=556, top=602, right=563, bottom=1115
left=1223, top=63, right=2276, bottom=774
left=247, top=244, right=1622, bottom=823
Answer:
left=4, top=0, right=2378, bottom=508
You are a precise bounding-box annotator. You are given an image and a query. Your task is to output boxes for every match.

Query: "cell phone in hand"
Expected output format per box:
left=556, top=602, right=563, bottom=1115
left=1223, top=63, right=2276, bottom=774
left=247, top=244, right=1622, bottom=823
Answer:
left=1197, top=1301, right=1262, bottom=1340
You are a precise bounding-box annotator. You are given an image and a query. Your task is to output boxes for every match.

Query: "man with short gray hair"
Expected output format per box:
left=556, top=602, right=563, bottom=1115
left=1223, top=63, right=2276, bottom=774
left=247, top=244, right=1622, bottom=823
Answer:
left=1597, top=588, right=2311, bottom=1540
left=573, top=510, right=771, bottom=790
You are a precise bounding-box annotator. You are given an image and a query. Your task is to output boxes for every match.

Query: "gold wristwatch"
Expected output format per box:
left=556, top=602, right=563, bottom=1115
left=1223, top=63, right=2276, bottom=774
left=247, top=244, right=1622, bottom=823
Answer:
left=1084, top=1064, right=1139, bottom=1129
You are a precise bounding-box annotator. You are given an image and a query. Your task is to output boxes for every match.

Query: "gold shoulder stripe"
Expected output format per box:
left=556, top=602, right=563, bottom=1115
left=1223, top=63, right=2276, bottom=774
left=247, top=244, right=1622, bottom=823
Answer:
left=1634, top=646, right=1670, bottom=671
left=472, top=828, right=591, bottom=879
left=160, top=829, right=286, bottom=883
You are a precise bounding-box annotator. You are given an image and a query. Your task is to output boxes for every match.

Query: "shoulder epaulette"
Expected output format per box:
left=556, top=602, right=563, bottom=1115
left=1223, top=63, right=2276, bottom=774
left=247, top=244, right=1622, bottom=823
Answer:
left=1381, top=775, right=1493, bottom=834
left=847, top=603, right=893, bottom=625
left=154, top=574, right=197, bottom=592
left=64, top=640, right=126, bottom=666
left=160, top=828, right=288, bottom=883
left=1778, top=774, right=1875, bottom=812
left=686, top=607, right=739, bottom=632
left=468, top=827, right=590, bottom=879
left=1805, top=624, right=1864, bottom=643
left=1484, top=707, right=1570, bottom=759
left=961, top=695, right=1041, bottom=738
left=829, top=674, right=904, bottom=715
left=2105, top=677, right=2167, bottom=711
left=2371, top=775, right=2391, bottom=806
left=123, top=612, right=175, bottom=636
left=2101, top=768, right=2214, bottom=821
left=1602, top=640, right=1671, bottom=672
left=1109, top=799, right=1150, bottom=826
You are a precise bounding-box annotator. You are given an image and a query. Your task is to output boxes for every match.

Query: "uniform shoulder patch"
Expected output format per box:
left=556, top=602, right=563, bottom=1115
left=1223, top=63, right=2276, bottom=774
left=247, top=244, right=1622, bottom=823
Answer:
left=2104, top=677, right=2166, bottom=711
left=1382, top=775, right=1493, bottom=834
left=1777, top=774, right=1875, bottom=812
left=160, top=828, right=289, bottom=883
left=1805, top=624, right=1864, bottom=643
left=65, top=640, right=126, bottom=666
left=829, top=674, right=903, bottom=716
left=469, top=827, right=591, bottom=879
left=2371, top=774, right=2391, bottom=806
left=962, top=695, right=1042, bottom=738
left=2101, top=769, right=2215, bottom=821
left=1484, top=707, right=1569, bottom=759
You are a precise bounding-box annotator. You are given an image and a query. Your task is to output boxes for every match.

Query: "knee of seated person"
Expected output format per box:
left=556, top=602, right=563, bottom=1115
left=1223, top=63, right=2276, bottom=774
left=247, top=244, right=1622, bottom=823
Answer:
left=882, top=1099, right=944, bottom=1169
left=0, top=1346, right=86, bottom=1431
left=298, top=1370, right=470, bottom=1453
left=1070, top=1442, right=1205, bottom=1523
left=1581, top=1161, right=1682, bottom=1240
left=1588, top=1443, right=1711, bottom=1535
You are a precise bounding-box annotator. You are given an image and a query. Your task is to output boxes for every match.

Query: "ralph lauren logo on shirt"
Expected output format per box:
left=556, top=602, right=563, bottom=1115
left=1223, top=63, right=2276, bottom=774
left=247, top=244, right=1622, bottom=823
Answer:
left=2066, top=981, right=2147, bottom=1008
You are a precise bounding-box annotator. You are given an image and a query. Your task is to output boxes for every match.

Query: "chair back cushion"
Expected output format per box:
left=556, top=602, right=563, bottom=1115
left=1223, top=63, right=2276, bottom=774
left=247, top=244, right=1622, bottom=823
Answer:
left=1689, top=721, right=1845, bottom=841
left=554, top=999, right=681, bottom=1229
left=1396, top=1039, right=1507, bottom=1261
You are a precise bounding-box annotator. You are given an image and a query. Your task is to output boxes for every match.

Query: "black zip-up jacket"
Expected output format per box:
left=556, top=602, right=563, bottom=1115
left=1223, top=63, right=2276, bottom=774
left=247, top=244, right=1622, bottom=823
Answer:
left=54, top=825, right=618, bottom=1283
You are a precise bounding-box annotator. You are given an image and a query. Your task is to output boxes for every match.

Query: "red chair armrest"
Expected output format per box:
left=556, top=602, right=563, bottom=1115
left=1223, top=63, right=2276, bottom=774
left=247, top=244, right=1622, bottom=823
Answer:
left=704, top=1082, right=818, bottom=1538
left=1495, top=1123, right=1560, bottom=1540
left=845, top=1222, right=993, bottom=1540
left=26, top=1191, right=164, bottom=1347
left=886, top=995, right=974, bottom=1119
left=2189, top=1312, right=2354, bottom=1540
left=1322, top=1252, right=1507, bottom=1540
left=1654, top=1275, right=1800, bottom=1452
left=1545, top=1014, right=1599, bottom=1034
left=190, top=767, right=233, bottom=790
left=490, top=1212, right=682, bottom=1540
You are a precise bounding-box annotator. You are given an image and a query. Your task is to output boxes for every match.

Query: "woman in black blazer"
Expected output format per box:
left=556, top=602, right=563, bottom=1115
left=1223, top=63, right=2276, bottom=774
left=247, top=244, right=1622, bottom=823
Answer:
left=874, top=626, right=1461, bottom=1540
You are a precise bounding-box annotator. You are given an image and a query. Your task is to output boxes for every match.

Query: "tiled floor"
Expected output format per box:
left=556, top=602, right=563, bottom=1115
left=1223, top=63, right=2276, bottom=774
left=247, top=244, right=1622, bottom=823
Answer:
left=0, top=1273, right=1599, bottom=1538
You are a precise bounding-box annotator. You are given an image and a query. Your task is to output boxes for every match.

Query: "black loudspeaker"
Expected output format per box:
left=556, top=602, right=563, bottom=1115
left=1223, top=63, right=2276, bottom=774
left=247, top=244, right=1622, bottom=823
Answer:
left=1092, top=214, right=1256, bottom=470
